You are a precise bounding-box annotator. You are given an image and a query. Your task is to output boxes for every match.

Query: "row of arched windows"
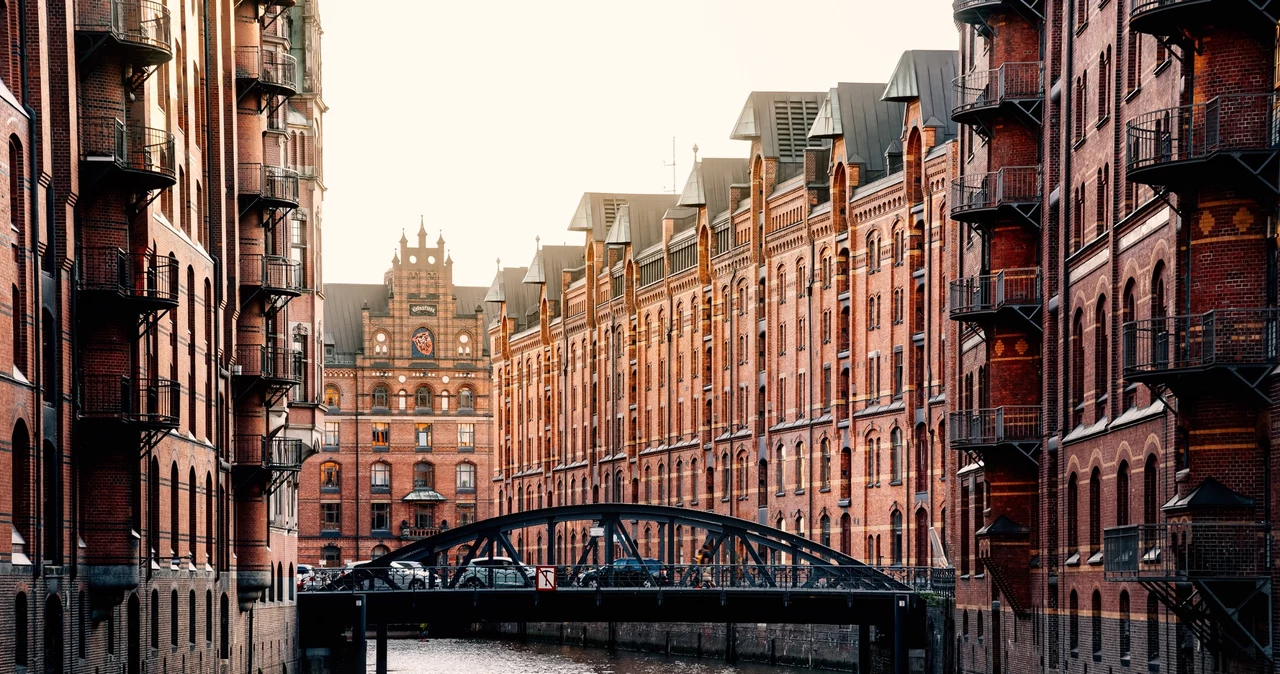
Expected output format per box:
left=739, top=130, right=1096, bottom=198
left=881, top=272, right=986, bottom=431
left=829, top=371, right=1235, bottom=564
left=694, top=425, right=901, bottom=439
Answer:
left=351, top=384, right=476, bottom=412
left=319, top=459, right=474, bottom=492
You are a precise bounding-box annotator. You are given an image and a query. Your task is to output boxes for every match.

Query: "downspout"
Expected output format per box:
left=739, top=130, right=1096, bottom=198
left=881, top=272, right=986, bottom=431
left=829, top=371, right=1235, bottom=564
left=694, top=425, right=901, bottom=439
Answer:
left=806, top=235, right=816, bottom=541
left=201, top=0, right=224, bottom=583
left=19, top=0, right=44, bottom=577
left=665, top=274, right=673, bottom=509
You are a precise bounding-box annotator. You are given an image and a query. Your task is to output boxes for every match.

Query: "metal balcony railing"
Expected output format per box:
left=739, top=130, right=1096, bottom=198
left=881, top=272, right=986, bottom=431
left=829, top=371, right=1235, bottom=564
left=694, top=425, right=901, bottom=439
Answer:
left=79, top=247, right=179, bottom=305
left=948, top=406, right=1042, bottom=448
left=1130, top=0, right=1279, bottom=34
left=81, top=374, right=180, bottom=427
left=952, top=62, right=1043, bottom=117
left=949, top=268, right=1041, bottom=319
left=400, top=526, right=443, bottom=540
left=238, top=163, right=300, bottom=205
left=950, top=166, right=1041, bottom=217
left=1122, top=309, right=1280, bottom=377
left=80, top=116, right=176, bottom=181
left=234, top=46, right=298, bottom=93
left=234, top=434, right=303, bottom=469
left=1126, top=93, right=1280, bottom=177
left=75, top=0, right=172, bottom=59
left=234, top=344, right=303, bottom=383
left=241, top=253, right=302, bottom=293
left=1103, top=522, right=1271, bottom=580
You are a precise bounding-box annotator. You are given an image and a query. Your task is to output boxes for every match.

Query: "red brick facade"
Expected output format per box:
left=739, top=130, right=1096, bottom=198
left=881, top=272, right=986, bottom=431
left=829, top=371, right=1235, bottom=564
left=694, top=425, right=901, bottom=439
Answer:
left=486, top=54, right=961, bottom=570
left=950, top=1, right=1278, bottom=673
left=298, top=228, right=495, bottom=567
left=0, top=1, right=323, bottom=673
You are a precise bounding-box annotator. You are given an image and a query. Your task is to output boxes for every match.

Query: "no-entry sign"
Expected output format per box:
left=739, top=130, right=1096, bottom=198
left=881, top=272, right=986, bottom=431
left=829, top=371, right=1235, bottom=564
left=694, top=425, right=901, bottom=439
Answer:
left=535, top=566, right=557, bottom=591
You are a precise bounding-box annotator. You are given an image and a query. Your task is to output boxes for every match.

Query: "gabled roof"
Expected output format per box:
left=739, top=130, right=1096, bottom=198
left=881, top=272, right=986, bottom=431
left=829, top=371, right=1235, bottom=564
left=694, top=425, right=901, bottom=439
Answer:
left=323, top=283, right=390, bottom=358
left=521, top=245, right=583, bottom=316
left=485, top=266, right=538, bottom=333
left=809, top=83, right=906, bottom=179
left=1163, top=477, right=1256, bottom=512
left=592, top=195, right=675, bottom=254
left=729, top=91, right=828, bottom=162
left=568, top=192, right=678, bottom=242
left=677, top=158, right=750, bottom=221
left=881, top=50, right=960, bottom=142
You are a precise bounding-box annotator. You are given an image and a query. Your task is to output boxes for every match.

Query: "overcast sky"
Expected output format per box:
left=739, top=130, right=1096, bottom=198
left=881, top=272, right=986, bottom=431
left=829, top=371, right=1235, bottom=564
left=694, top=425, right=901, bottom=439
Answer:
left=320, top=0, right=959, bottom=289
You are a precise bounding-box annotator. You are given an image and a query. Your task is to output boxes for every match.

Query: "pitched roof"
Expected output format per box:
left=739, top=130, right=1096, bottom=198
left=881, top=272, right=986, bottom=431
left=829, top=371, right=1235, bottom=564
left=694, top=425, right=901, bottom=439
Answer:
left=881, top=50, right=960, bottom=142
left=730, top=91, right=829, bottom=162
left=810, top=83, right=906, bottom=180
left=486, top=266, right=538, bottom=333
left=323, top=283, right=389, bottom=358
left=522, top=245, right=583, bottom=318
left=1163, top=476, right=1256, bottom=511
left=677, top=158, right=750, bottom=221
left=568, top=192, right=678, bottom=242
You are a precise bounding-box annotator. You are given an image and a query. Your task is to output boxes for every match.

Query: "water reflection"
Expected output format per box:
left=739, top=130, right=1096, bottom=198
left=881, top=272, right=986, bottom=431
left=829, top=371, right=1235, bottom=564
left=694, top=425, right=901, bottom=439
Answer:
left=369, top=637, right=821, bottom=673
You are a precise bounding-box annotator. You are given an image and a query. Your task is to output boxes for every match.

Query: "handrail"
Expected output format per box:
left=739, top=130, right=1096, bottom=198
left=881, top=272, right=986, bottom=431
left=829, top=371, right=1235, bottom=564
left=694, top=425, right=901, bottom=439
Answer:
left=950, top=268, right=1041, bottom=315
left=953, top=62, right=1043, bottom=115
left=1122, top=308, right=1280, bottom=375
left=80, top=116, right=176, bottom=178
left=950, top=166, right=1041, bottom=214
left=1126, top=93, right=1280, bottom=174
left=75, top=0, right=172, bottom=53
left=79, top=247, right=178, bottom=302
left=948, top=406, right=1042, bottom=446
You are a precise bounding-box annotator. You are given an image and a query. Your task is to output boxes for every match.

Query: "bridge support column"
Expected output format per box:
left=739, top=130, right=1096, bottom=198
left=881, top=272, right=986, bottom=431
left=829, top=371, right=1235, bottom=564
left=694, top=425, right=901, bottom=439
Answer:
left=607, top=622, right=617, bottom=652
left=375, top=623, right=388, bottom=674
left=893, top=593, right=908, bottom=674
left=352, top=595, right=367, bottom=674
left=724, top=622, right=737, bottom=664
left=858, top=624, right=871, bottom=674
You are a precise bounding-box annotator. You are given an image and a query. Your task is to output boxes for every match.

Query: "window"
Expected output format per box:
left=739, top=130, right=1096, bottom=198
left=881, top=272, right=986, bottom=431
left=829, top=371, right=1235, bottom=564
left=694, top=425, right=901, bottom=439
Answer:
left=1070, top=590, right=1080, bottom=657
left=456, top=503, right=476, bottom=526
left=1095, top=297, right=1108, bottom=419
left=415, top=386, right=433, bottom=411
left=371, top=423, right=389, bottom=448
left=459, top=387, right=474, bottom=410
left=457, top=463, right=476, bottom=491
left=1122, top=279, right=1137, bottom=409
left=1117, top=461, right=1130, bottom=527
left=1119, top=590, right=1132, bottom=663
left=820, top=439, right=831, bottom=489
left=320, top=503, right=341, bottom=531
left=890, top=428, right=904, bottom=483
left=1089, top=467, right=1102, bottom=556
left=794, top=443, right=805, bottom=491
left=414, top=462, right=435, bottom=490
left=458, top=423, right=475, bottom=447
left=370, top=462, right=390, bottom=492
left=15, top=592, right=26, bottom=666
left=323, top=421, right=339, bottom=448
left=890, top=510, right=903, bottom=565
left=414, top=423, right=433, bottom=449
left=324, top=385, right=340, bottom=408
left=1092, top=590, right=1103, bottom=661
left=320, top=461, right=341, bottom=491
left=1098, top=49, right=1111, bottom=122
left=370, top=503, right=390, bottom=532
left=372, top=385, right=389, bottom=408
left=322, top=545, right=341, bottom=566
left=438, top=390, right=451, bottom=411
left=892, top=348, right=904, bottom=398
left=1147, top=594, right=1160, bottom=668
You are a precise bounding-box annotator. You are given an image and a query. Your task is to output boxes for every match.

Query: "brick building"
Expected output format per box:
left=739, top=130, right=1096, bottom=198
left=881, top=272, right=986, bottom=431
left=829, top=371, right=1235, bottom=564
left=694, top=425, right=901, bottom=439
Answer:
left=485, top=50, right=961, bottom=569
left=299, top=225, right=495, bottom=567
left=0, top=1, right=324, bottom=673
left=949, top=0, right=1278, bottom=672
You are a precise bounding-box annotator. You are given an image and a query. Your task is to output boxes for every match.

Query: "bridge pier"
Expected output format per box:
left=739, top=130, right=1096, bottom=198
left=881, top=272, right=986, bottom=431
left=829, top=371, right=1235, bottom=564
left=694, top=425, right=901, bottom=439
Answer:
left=375, top=623, right=388, bottom=674
left=858, top=624, right=871, bottom=674
left=724, top=622, right=737, bottom=664
left=352, top=595, right=367, bottom=674
left=893, top=593, right=908, bottom=674
left=607, top=621, right=618, bottom=652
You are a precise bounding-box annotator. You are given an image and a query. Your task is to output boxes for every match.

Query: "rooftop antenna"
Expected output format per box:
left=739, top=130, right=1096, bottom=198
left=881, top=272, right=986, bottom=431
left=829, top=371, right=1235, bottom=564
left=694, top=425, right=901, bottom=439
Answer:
left=662, top=136, right=677, bottom=193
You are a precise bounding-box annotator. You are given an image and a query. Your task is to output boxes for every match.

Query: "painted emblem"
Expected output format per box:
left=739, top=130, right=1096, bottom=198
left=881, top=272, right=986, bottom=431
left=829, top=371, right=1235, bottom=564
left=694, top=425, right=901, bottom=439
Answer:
left=411, top=327, right=434, bottom=358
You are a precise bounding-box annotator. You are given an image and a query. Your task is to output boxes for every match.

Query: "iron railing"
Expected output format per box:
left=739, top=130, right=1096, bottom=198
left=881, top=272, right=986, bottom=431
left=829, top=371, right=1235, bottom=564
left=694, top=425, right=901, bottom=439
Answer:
left=1126, top=93, right=1280, bottom=174
left=1122, top=309, right=1280, bottom=376
left=241, top=253, right=302, bottom=292
left=953, top=62, right=1043, bottom=116
left=400, top=526, right=443, bottom=540
left=80, top=116, right=176, bottom=179
left=75, top=0, right=172, bottom=55
left=79, top=247, right=178, bottom=303
left=234, top=434, right=303, bottom=469
left=1103, top=522, right=1271, bottom=579
left=950, top=166, right=1041, bottom=216
left=948, top=407, right=1042, bottom=447
left=238, top=163, right=300, bottom=204
left=872, top=566, right=956, bottom=596
left=949, top=268, right=1041, bottom=318
left=234, top=46, right=297, bottom=92
left=81, top=374, right=180, bottom=427
left=234, top=344, right=303, bottom=383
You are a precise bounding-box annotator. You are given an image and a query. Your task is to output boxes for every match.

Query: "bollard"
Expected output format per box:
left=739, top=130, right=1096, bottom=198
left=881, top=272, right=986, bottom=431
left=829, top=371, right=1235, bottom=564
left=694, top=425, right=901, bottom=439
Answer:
left=375, top=623, right=388, bottom=674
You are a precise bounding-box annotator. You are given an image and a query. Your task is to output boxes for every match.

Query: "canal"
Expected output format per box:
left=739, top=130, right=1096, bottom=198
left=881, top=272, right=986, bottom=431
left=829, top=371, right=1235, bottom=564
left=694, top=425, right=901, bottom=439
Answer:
left=367, top=637, right=830, bottom=673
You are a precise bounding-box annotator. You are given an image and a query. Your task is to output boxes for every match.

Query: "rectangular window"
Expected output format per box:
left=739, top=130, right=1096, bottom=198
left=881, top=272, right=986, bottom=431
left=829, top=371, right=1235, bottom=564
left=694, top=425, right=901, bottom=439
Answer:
left=456, top=504, right=476, bottom=527
left=823, top=366, right=832, bottom=411
left=893, top=348, right=904, bottom=398
left=323, top=421, right=339, bottom=449
left=320, top=503, right=341, bottom=531
left=458, top=423, right=475, bottom=447
left=371, top=423, right=390, bottom=448
left=416, top=423, right=433, bottom=448
left=369, top=503, right=390, bottom=532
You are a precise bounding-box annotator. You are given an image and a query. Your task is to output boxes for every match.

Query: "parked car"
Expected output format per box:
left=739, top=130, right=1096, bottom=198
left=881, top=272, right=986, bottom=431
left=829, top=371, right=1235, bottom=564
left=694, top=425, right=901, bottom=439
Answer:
left=454, top=556, right=534, bottom=588
left=386, top=560, right=438, bottom=589
left=577, top=558, right=669, bottom=588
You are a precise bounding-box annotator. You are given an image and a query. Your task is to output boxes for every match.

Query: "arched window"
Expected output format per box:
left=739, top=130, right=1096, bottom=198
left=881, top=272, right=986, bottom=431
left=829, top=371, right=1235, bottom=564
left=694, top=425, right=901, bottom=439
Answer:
left=1122, top=278, right=1137, bottom=408
left=371, top=544, right=391, bottom=558
left=372, top=385, right=389, bottom=408
left=1147, top=594, right=1160, bottom=666
left=794, top=442, right=805, bottom=491
left=820, top=438, right=831, bottom=489
left=320, top=461, right=341, bottom=491
left=1089, top=467, right=1102, bottom=555
left=890, top=510, right=904, bottom=565
left=1069, top=590, right=1080, bottom=657
left=150, top=589, right=159, bottom=649
left=324, top=385, right=340, bottom=408
left=15, top=591, right=27, bottom=666
left=398, top=389, right=407, bottom=411
left=1067, top=472, right=1079, bottom=555
left=456, top=332, right=473, bottom=356
left=1143, top=454, right=1158, bottom=525
left=456, top=463, right=476, bottom=491
left=370, top=462, right=391, bottom=491
left=1092, top=590, right=1103, bottom=660
left=1116, top=461, right=1130, bottom=526
left=775, top=445, right=785, bottom=493
left=1094, top=297, right=1108, bottom=419
left=1119, top=590, right=1132, bottom=660
left=438, top=390, right=451, bottom=412
left=415, top=386, right=433, bottom=411
left=890, top=427, right=904, bottom=483
left=820, top=514, right=831, bottom=547
left=458, top=387, right=474, bottom=410
left=170, top=589, right=179, bottom=645
left=170, top=462, right=180, bottom=556
left=414, top=461, right=435, bottom=489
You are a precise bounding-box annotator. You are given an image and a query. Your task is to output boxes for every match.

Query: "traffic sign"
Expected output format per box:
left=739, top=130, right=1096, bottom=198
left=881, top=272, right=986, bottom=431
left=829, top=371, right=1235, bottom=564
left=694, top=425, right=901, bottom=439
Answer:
left=535, top=566, right=557, bottom=591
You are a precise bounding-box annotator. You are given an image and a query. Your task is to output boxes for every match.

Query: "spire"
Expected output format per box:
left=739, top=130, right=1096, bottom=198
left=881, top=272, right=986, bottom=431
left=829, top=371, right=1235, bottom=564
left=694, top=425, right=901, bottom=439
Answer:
left=417, top=216, right=427, bottom=248
left=437, top=230, right=445, bottom=246
left=392, top=249, right=400, bottom=265
left=399, top=229, right=408, bottom=245
left=446, top=252, right=453, bottom=265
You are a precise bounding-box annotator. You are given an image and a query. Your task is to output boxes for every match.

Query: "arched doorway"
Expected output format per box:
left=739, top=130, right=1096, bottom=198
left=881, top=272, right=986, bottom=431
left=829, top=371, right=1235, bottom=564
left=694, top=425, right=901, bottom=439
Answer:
left=840, top=513, right=852, bottom=555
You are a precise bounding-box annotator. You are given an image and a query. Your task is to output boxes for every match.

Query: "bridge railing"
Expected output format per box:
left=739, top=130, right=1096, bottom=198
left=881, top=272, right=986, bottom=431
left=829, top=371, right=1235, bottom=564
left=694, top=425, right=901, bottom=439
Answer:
left=301, top=562, right=942, bottom=594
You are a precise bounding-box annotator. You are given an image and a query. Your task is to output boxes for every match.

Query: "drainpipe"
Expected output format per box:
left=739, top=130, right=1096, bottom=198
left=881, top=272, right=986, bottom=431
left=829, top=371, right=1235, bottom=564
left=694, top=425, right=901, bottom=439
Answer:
left=806, top=235, right=816, bottom=541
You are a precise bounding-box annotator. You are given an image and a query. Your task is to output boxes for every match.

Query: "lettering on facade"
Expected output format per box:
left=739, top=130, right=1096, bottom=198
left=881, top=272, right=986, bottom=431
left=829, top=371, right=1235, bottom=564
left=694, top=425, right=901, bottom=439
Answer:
left=409, top=303, right=438, bottom=317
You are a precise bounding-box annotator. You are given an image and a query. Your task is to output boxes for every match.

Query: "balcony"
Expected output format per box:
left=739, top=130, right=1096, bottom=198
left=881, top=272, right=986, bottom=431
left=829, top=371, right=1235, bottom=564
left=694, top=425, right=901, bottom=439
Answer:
left=80, top=117, right=176, bottom=192
left=948, top=406, right=1042, bottom=463
left=400, top=526, right=443, bottom=541
left=240, top=253, right=302, bottom=299
left=1129, top=0, right=1278, bottom=39
left=81, top=374, right=180, bottom=430
left=1126, top=94, right=1280, bottom=196
left=1122, top=309, right=1279, bottom=401
left=949, top=268, right=1041, bottom=328
left=950, top=166, right=1041, bottom=229
left=75, top=0, right=172, bottom=67
left=233, top=344, right=302, bottom=392
left=952, top=62, right=1043, bottom=133
left=78, top=247, right=178, bottom=314
left=233, top=434, right=303, bottom=470
left=234, top=46, right=297, bottom=99
left=238, top=163, right=300, bottom=211
left=953, top=0, right=1044, bottom=25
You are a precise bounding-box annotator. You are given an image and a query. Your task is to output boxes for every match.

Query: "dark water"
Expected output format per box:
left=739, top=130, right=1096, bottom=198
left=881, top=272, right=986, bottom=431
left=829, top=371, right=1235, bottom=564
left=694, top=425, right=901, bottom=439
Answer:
left=368, top=637, right=822, bottom=673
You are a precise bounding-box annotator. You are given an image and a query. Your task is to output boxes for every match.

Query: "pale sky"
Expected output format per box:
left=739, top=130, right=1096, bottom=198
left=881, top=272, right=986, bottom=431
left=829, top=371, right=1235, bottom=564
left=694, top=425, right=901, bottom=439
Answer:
left=320, top=0, right=960, bottom=289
